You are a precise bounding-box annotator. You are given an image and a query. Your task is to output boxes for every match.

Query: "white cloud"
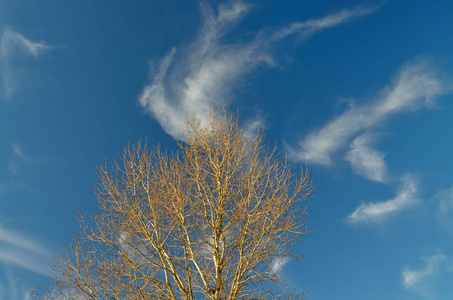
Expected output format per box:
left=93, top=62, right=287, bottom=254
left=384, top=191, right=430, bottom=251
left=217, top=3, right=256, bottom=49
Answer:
left=1, top=27, right=52, bottom=59
left=139, top=1, right=380, bottom=139
left=0, top=248, right=50, bottom=276
left=403, top=255, right=444, bottom=289
left=272, top=4, right=382, bottom=41
left=11, top=143, right=29, bottom=161
left=1, top=27, right=54, bottom=97
left=270, top=257, right=289, bottom=274
left=0, top=226, right=51, bottom=257
left=0, top=270, right=34, bottom=300
left=344, top=133, right=387, bottom=182
left=0, top=225, right=52, bottom=276
left=402, top=252, right=453, bottom=299
left=242, top=114, right=265, bottom=138
left=432, top=185, right=453, bottom=232
left=346, top=174, right=418, bottom=224
left=8, top=143, right=37, bottom=175
left=288, top=60, right=450, bottom=165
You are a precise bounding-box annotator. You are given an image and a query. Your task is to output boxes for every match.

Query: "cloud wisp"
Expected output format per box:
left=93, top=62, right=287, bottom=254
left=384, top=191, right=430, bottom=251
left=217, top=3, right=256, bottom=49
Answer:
left=402, top=254, right=446, bottom=290
left=344, top=133, right=387, bottom=183
left=8, top=143, right=39, bottom=175
left=272, top=4, right=382, bottom=41
left=0, top=226, right=51, bottom=258
left=402, top=252, right=453, bottom=299
left=1, top=27, right=54, bottom=97
left=270, top=257, right=290, bottom=274
left=0, top=270, right=33, bottom=300
left=139, top=1, right=380, bottom=139
left=346, top=174, right=419, bottom=224
left=1, top=28, right=52, bottom=59
left=432, top=185, right=453, bottom=233
left=288, top=60, right=450, bottom=167
left=0, top=225, right=52, bottom=276
left=11, top=143, right=30, bottom=162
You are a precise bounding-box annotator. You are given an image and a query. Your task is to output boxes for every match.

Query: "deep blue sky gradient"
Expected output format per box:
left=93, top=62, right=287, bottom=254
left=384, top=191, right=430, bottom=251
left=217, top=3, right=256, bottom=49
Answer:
left=1, top=1, right=453, bottom=299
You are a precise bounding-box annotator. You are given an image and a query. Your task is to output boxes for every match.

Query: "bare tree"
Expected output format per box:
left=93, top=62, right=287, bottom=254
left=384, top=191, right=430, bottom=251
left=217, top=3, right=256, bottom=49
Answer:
left=35, top=112, right=314, bottom=300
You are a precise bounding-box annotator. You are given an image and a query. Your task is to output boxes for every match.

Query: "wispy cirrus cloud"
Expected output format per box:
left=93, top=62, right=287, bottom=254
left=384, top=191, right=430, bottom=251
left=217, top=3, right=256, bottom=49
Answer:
left=1, top=27, right=54, bottom=97
left=242, top=113, right=265, bottom=138
left=0, top=249, right=50, bottom=276
left=272, top=4, right=382, bottom=41
left=139, top=1, right=381, bottom=139
left=288, top=60, right=450, bottom=167
left=432, top=185, right=453, bottom=233
left=0, top=224, right=52, bottom=276
left=11, top=143, right=31, bottom=161
left=344, top=133, right=387, bottom=183
left=0, top=270, right=33, bottom=300
left=0, top=226, right=51, bottom=258
left=8, top=143, right=38, bottom=175
left=1, top=27, right=52, bottom=59
left=346, top=173, right=419, bottom=224
left=402, top=252, right=453, bottom=299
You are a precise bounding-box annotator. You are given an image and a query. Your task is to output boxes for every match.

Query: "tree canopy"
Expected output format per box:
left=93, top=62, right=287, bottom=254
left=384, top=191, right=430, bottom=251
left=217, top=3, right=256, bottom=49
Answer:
left=35, top=112, right=314, bottom=300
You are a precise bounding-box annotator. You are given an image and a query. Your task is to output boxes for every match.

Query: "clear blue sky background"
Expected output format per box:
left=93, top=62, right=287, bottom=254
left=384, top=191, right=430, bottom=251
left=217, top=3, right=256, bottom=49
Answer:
left=1, top=0, right=453, bottom=299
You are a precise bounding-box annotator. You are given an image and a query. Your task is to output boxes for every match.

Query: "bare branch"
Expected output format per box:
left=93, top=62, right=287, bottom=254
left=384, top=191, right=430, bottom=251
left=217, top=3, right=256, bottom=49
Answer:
left=35, top=111, right=314, bottom=300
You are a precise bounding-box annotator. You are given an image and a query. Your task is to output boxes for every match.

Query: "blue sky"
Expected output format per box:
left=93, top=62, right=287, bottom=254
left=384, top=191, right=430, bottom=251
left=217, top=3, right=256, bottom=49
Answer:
left=1, top=0, right=453, bottom=299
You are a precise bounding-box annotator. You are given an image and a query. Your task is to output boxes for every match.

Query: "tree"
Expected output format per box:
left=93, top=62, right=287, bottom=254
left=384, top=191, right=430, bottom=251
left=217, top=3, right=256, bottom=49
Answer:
left=35, top=112, right=314, bottom=300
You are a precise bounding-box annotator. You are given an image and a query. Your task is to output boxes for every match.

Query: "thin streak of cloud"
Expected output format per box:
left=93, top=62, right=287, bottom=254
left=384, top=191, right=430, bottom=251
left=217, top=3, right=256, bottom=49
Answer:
left=10, top=143, right=41, bottom=164
left=11, top=143, right=29, bottom=161
left=0, top=248, right=49, bottom=276
left=272, top=4, right=382, bottom=40
left=8, top=143, right=36, bottom=175
left=1, top=27, right=54, bottom=97
left=0, top=226, right=52, bottom=257
left=0, top=225, right=52, bottom=276
left=139, top=1, right=381, bottom=139
left=344, top=133, right=387, bottom=183
left=288, top=60, right=450, bottom=165
left=346, top=174, right=418, bottom=224
left=1, top=27, right=52, bottom=59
